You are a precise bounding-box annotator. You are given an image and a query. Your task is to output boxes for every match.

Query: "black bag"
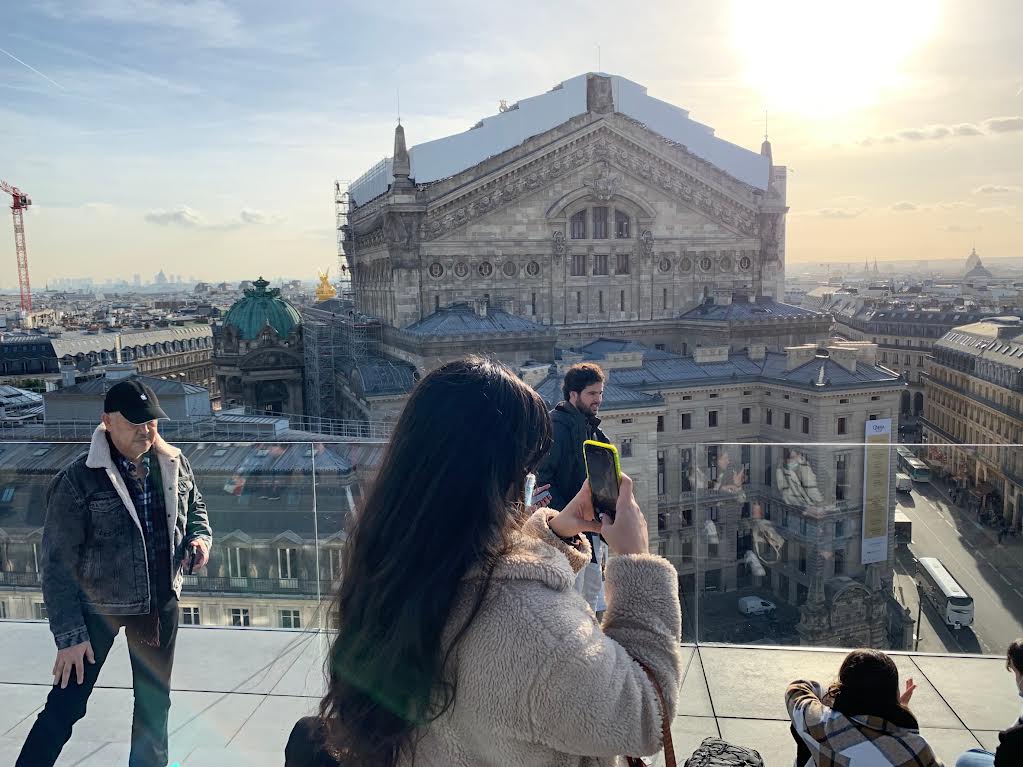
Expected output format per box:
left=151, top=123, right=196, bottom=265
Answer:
left=683, top=737, right=764, bottom=767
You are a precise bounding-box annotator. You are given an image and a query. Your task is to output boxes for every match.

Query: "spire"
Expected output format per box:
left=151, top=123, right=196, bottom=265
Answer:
left=760, top=110, right=773, bottom=164
left=391, top=123, right=413, bottom=191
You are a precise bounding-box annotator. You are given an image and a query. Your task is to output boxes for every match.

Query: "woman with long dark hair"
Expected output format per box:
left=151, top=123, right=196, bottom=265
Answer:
left=291, top=356, right=682, bottom=766
left=787, top=648, right=942, bottom=766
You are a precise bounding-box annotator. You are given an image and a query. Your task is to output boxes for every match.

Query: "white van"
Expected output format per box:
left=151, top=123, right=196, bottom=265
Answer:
left=738, top=596, right=776, bottom=616
left=896, top=473, right=913, bottom=493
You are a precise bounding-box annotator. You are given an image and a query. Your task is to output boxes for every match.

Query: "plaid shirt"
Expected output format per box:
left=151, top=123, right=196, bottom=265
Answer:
left=786, top=680, right=944, bottom=767
left=112, top=442, right=171, bottom=601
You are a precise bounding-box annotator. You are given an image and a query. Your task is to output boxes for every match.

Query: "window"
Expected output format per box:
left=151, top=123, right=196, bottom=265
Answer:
left=621, top=438, right=633, bottom=458
left=615, top=209, right=630, bottom=238
left=570, top=210, right=586, bottom=239
left=227, top=547, right=249, bottom=578
left=741, top=444, right=751, bottom=485
left=576, top=291, right=582, bottom=314
left=681, top=508, right=693, bottom=526
left=798, top=546, right=807, bottom=574
left=783, top=412, right=791, bottom=429
left=571, top=254, right=586, bottom=276
left=594, top=254, right=609, bottom=275
left=598, top=291, right=604, bottom=313
left=434, top=295, right=439, bottom=312
left=592, top=207, right=609, bottom=239
left=801, top=416, right=810, bottom=434
left=657, top=415, right=664, bottom=432
left=764, top=447, right=773, bottom=486
left=680, top=449, right=692, bottom=492
left=329, top=548, right=344, bottom=582
left=230, top=608, right=251, bottom=627
left=657, top=451, right=666, bottom=495
left=0, top=487, right=14, bottom=503
left=34, top=602, right=48, bottom=620
left=280, top=609, right=301, bottom=629
left=868, top=414, right=878, bottom=421
left=662, top=288, right=668, bottom=310
left=657, top=512, right=666, bottom=534
left=835, top=454, right=848, bottom=501
left=531, top=292, right=537, bottom=315
left=182, top=606, right=201, bottom=625
left=0, top=600, right=6, bottom=619
left=708, top=410, right=718, bottom=428
left=709, top=393, right=719, bottom=399
left=619, top=290, right=625, bottom=311
left=834, top=549, right=846, bottom=576
left=741, top=407, right=751, bottom=424
left=708, top=541, right=719, bottom=558
left=766, top=408, right=773, bottom=425
left=680, top=412, right=692, bottom=430
left=616, top=253, right=630, bottom=274
left=800, top=517, right=809, bottom=536
left=706, top=446, right=719, bottom=487
left=278, top=548, right=298, bottom=580
left=835, top=519, right=846, bottom=538
left=681, top=538, right=694, bottom=561
left=837, top=417, right=847, bottom=435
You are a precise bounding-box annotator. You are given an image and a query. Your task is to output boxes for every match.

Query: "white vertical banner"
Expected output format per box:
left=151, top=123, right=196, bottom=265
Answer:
left=861, top=418, right=893, bottom=564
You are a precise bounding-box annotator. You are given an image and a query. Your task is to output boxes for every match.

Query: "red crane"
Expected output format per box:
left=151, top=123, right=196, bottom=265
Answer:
left=0, top=180, right=33, bottom=312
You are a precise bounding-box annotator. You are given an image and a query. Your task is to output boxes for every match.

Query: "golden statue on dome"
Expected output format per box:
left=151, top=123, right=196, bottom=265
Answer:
left=315, top=269, right=337, bottom=302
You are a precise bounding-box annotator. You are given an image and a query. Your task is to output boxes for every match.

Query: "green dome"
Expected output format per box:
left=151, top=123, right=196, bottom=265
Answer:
left=223, top=277, right=301, bottom=341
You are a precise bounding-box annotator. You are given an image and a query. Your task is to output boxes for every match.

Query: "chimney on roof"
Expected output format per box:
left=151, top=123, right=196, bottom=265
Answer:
left=693, top=346, right=729, bottom=364
left=60, top=363, right=76, bottom=388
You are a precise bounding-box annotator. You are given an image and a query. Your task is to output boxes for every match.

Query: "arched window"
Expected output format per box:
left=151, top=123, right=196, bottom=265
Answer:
left=615, top=209, right=630, bottom=239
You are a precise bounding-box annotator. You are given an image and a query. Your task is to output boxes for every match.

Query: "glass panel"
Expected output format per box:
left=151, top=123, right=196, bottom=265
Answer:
left=690, top=440, right=1022, bottom=653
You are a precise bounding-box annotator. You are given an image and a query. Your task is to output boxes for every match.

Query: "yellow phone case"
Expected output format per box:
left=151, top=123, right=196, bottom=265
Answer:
left=583, top=439, right=622, bottom=481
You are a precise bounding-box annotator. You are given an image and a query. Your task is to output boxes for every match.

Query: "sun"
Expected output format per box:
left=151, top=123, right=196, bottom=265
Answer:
left=731, top=0, right=941, bottom=117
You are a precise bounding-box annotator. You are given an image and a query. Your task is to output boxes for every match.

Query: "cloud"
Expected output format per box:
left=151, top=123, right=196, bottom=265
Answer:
left=811, top=208, right=866, bottom=219
left=859, top=116, right=1023, bottom=146
left=144, top=206, right=282, bottom=230
left=973, top=184, right=1022, bottom=195
left=985, top=116, right=1023, bottom=133
left=144, top=206, right=201, bottom=227
left=939, top=224, right=983, bottom=232
left=891, top=201, right=919, bottom=211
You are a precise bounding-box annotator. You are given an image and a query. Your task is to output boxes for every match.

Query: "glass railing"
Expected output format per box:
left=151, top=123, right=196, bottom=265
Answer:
left=678, top=440, right=1023, bottom=655
left=0, top=440, right=370, bottom=634
left=2, top=437, right=1021, bottom=660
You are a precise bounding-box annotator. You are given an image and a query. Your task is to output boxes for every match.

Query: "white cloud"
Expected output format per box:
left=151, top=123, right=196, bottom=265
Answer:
left=815, top=208, right=866, bottom=219
left=891, top=201, right=919, bottom=211
left=973, top=184, right=1022, bottom=195
left=144, top=206, right=201, bottom=227
left=859, top=116, right=1023, bottom=146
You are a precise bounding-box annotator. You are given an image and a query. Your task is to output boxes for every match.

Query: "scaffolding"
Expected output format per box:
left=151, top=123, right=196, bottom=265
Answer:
left=334, top=180, right=354, bottom=302
left=302, top=304, right=382, bottom=429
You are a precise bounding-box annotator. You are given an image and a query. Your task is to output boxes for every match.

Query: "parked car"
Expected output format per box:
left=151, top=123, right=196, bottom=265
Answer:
left=738, top=596, right=777, bottom=616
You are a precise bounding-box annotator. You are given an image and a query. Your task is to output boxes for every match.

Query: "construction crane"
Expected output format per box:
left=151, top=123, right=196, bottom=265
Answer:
left=0, top=180, right=33, bottom=312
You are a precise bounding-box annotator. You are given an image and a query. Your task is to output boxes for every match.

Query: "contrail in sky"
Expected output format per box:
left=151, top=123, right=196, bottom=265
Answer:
left=0, top=46, right=65, bottom=90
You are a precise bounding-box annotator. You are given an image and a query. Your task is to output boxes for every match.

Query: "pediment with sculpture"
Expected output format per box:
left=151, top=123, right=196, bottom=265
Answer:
left=239, top=348, right=303, bottom=371
left=417, top=121, right=766, bottom=242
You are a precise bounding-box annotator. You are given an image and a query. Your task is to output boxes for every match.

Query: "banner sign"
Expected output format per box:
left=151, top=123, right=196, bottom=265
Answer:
left=861, top=418, right=893, bottom=565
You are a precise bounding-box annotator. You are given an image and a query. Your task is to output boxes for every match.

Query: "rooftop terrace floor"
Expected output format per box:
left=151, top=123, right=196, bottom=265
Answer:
left=0, top=621, right=1016, bottom=765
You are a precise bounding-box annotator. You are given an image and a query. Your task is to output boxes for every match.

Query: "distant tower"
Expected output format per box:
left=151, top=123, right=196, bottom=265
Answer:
left=391, top=123, right=413, bottom=192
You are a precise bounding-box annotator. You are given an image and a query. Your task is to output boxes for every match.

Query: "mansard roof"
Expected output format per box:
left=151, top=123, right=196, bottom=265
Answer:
left=678, top=296, right=824, bottom=322
left=402, top=302, right=554, bottom=337
left=350, top=73, right=770, bottom=203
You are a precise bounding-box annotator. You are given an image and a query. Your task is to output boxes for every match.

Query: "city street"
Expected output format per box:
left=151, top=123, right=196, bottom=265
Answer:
left=893, top=481, right=1023, bottom=655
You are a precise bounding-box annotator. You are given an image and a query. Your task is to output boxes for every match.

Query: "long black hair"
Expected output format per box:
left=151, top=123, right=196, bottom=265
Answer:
left=319, top=356, right=553, bottom=766
left=827, top=649, right=918, bottom=729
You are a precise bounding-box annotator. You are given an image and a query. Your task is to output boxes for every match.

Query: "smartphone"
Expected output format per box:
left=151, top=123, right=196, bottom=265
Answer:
left=584, top=440, right=621, bottom=521
left=532, top=489, right=552, bottom=506
left=187, top=549, right=197, bottom=575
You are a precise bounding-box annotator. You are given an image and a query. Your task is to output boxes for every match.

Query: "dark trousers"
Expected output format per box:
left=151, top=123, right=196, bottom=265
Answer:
left=17, top=596, right=179, bottom=767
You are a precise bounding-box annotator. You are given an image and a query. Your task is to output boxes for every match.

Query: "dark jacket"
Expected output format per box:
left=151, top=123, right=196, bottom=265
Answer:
left=996, top=718, right=1023, bottom=767
left=537, top=401, right=608, bottom=511
left=41, top=425, right=213, bottom=650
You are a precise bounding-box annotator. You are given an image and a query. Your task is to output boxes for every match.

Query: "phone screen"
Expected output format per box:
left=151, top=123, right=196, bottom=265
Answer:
left=585, top=443, right=620, bottom=519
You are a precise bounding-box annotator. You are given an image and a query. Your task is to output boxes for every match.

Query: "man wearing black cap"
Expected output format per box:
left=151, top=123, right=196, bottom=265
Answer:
left=17, top=379, right=213, bottom=767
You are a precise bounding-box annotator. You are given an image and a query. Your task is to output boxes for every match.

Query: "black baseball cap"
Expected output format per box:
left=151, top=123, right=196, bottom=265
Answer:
left=103, top=380, right=168, bottom=424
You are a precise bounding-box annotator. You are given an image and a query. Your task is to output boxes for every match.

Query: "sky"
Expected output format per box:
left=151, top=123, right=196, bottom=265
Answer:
left=0, top=0, right=1021, bottom=287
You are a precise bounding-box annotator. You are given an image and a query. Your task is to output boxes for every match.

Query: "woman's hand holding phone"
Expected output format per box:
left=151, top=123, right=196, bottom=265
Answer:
left=600, top=474, right=648, bottom=556
left=550, top=481, right=603, bottom=540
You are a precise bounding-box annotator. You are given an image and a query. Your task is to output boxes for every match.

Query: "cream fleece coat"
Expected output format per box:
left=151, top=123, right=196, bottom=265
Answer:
left=407, top=509, right=683, bottom=766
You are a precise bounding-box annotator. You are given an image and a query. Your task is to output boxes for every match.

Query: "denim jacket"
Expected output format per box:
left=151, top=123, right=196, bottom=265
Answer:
left=41, top=425, right=213, bottom=649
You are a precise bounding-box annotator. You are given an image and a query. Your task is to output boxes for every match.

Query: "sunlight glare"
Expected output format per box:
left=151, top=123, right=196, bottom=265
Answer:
left=732, top=0, right=941, bottom=117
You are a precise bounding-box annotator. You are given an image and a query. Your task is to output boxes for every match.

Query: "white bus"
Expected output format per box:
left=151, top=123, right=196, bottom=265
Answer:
left=917, top=557, right=975, bottom=630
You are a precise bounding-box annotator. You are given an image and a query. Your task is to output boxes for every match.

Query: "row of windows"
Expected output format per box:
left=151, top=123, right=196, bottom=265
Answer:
left=222, top=546, right=341, bottom=580
left=569, top=252, right=631, bottom=277
left=570, top=207, right=631, bottom=240
left=180, top=606, right=301, bottom=629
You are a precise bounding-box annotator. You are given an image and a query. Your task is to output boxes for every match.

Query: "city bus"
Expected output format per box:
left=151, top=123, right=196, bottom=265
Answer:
left=898, top=453, right=931, bottom=482
left=917, top=557, right=975, bottom=630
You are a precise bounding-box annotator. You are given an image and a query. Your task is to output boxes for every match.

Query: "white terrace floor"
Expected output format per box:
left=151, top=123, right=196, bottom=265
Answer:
left=0, top=620, right=1016, bottom=766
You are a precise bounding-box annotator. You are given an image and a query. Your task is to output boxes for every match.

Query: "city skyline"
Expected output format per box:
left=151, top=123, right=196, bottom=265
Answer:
left=1, top=0, right=1021, bottom=286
